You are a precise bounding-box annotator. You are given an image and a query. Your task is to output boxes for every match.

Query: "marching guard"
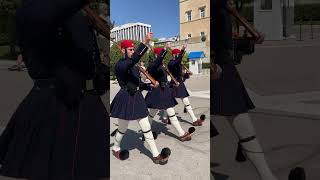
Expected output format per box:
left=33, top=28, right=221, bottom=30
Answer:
left=0, top=0, right=109, bottom=179
left=145, top=43, right=195, bottom=142
left=167, top=47, right=205, bottom=126
left=110, top=33, right=170, bottom=165
left=212, top=0, right=305, bottom=180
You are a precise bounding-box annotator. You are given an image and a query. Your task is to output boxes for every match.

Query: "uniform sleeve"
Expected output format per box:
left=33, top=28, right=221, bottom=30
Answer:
left=131, top=43, right=148, bottom=64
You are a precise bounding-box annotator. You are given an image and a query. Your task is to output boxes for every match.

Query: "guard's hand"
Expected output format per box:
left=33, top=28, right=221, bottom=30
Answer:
left=182, top=43, right=187, bottom=49
left=151, top=81, right=159, bottom=88
left=212, top=64, right=222, bottom=80
left=143, top=32, right=153, bottom=45
left=256, top=32, right=265, bottom=44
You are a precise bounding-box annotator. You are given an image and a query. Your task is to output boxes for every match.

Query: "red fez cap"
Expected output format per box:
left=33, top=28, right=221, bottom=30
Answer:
left=172, top=49, right=181, bottom=55
left=153, top=47, right=163, bottom=56
left=120, top=40, right=134, bottom=49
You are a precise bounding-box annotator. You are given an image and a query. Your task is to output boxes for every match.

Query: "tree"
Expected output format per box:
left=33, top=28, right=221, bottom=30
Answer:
left=0, top=0, right=21, bottom=55
left=232, top=0, right=253, bottom=32
left=151, top=38, right=159, bottom=42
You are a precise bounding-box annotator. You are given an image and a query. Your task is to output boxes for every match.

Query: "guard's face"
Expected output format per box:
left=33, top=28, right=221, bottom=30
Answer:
left=122, top=48, right=135, bottom=58
left=173, top=55, right=178, bottom=60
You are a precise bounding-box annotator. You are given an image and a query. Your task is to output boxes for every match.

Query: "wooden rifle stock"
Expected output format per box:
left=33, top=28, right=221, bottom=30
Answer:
left=181, top=63, right=192, bottom=75
left=162, top=65, right=180, bottom=87
left=83, top=5, right=110, bottom=38
left=137, top=65, right=158, bottom=86
left=226, top=4, right=264, bottom=44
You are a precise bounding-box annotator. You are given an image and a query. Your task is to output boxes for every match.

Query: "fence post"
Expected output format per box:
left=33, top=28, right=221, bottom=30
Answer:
left=297, top=6, right=303, bottom=41
left=310, top=7, right=314, bottom=39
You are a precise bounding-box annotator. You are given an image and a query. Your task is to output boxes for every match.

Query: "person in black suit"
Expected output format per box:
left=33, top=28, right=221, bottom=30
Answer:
left=0, top=0, right=108, bottom=179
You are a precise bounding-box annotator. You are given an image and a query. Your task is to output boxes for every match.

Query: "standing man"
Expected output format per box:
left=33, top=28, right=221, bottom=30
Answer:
left=168, top=47, right=205, bottom=126
left=0, top=0, right=108, bottom=179
left=146, top=43, right=195, bottom=142
left=110, top=33, right=170, bottom=165
left=212, top=0, right=304, bottom=180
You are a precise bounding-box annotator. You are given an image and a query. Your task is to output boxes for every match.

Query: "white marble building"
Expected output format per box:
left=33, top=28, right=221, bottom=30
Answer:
left=111, top=22, right=151, bottom=42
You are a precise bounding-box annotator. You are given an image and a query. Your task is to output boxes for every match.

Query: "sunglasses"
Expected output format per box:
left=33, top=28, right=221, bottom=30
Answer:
left=127, top=48, right=135, bottom=52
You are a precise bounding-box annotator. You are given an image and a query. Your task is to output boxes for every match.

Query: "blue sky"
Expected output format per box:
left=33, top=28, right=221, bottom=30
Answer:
left=110, top=0, right=180, bottom=38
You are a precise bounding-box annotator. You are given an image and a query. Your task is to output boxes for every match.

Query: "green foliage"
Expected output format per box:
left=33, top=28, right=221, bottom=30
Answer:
left=241, top=5, right=253, bottom=22
left=151, top=46, right=189, bottom=66
left=202, top=63, right=211, bottom=69
left=240, top=4, right=320, bottom=23
left=294, top=4, right=320, bottom=22
left=152, top=38, right=159, bottom=42
left=0, top=0, right=21, bottom=14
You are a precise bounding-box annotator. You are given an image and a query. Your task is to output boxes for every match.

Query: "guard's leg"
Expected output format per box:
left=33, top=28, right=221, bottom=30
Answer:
left=161, top=109, right=171, bottom=124
left=227, top=113, right=277, bottom=180
left=138, top=116, right=170, bottom=164
left=182, top=97, right=205, bottom=126
left=148, top=108, right=159, bottom=125
left=112, top=119, right=129, bottom=160
left=166, top=107, right=195, bottom=141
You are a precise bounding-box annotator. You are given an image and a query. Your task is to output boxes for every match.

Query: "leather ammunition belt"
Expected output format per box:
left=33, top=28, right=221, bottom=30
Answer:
left=121, top=86, right=139, bottom=91
left=33, top=79, right=95, bottom=92
left=33, top=79, right=56, bottom=89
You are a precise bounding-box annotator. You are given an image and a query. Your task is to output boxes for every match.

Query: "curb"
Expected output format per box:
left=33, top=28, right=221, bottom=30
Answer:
left=250, top=108, right=320, bottom=121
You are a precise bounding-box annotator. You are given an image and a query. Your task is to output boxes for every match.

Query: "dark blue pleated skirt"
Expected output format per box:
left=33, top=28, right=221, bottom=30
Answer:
left=0, top=85, right=108, bottom=180
left=171, top=82, right=190, bottom=98
left=110, top=89, right=149, bottom=120
left=145, top=86, right=178, bottom=109
left=211, top=64, right=255, bottom=116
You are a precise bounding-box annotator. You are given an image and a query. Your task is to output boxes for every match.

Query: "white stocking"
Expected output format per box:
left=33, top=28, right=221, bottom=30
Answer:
left=138, top=117, right=160, bottom=157
left=166, top=107, right=185, bottom=136
left=182, top=97, right=197, bottom=122
left=112, top=119, right=129, bottom=152
left=227, top=113, right=277, bottom=180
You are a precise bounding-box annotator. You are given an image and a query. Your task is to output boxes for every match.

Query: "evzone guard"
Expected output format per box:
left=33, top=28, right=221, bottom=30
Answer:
left=145, top=42, right=195, bottom=142
left=167, top=47, right=205, bottom=126
left=110, top=32, right=171, bottom=164
left=0, top=0, right=109, bottom=179
left=212, top=0, right=305, bottom=180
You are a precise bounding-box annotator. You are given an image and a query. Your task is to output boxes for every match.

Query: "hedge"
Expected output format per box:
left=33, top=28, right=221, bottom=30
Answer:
left=240, top=4, right=320, bottom=23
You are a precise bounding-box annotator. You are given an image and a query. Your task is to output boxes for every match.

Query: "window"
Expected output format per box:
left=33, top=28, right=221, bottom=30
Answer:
left=261, top=0, right=272, bottom=10
left=199, top=7, right=205, bottom=18
left=186, top=11, right=192, bottom=22
left=187, top=33, right=192, bottom=38
left=200, top=32, right=205, bottom=37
